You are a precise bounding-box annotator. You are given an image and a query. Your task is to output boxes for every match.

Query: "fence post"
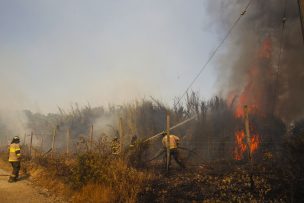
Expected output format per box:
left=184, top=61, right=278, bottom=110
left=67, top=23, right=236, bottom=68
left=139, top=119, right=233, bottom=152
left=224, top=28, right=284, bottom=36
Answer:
left=166, top=112, right=170, bottom=173
left=67, top=128, right=70, bottom=155
left=29, top=131, right=33, bottom=159
left=207, top=133, right=210, bottom=161
left=41, top=137, right=44, bottom=151
left=90, top=125, right=93, bottom=152
left=51, top=127, right=57, bottom=158
left=119, top=118, right=124, bottom=156
left=23, top=133, right=27, bottom=146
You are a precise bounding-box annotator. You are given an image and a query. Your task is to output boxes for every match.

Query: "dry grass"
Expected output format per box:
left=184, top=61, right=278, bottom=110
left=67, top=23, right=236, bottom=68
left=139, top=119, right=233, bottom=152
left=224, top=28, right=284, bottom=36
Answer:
left=0, top=138, right=153, bottom=203
left=20, top=151, right=152, bottom=203
left=24, top=159, right=73, bottom=200
left=0, top=155, right=11, bottom=172
left=72, top=184, right=113, bottom=203
left=72, top=160, right=150, bottom=203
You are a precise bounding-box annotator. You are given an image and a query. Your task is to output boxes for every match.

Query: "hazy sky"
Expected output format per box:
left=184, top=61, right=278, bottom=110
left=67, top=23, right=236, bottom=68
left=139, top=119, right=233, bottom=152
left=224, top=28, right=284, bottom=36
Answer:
left=0, top=0, right=237, bottom=113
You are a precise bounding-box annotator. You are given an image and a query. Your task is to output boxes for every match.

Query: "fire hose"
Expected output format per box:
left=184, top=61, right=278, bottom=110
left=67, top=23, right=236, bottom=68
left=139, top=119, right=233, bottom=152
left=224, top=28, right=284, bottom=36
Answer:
left=42, top=148, right=53, bottom=156
left=144, top=115, right=198, bottom=143
left=146, top=146, right=207, bottom=164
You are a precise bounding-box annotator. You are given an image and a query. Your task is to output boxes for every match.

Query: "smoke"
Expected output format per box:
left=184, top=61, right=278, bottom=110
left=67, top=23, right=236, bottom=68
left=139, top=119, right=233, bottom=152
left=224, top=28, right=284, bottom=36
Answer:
left=205, top=0, right=304, bottom=121
left=0, top=82, right=28, bottom=145
left=93, top=113, right=119, bottom=139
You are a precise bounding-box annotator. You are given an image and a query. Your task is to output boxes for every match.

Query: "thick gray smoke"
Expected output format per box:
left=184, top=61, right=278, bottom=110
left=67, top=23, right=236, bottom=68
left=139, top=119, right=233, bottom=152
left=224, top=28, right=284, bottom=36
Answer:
left=205, top=0, right=304, bottom=121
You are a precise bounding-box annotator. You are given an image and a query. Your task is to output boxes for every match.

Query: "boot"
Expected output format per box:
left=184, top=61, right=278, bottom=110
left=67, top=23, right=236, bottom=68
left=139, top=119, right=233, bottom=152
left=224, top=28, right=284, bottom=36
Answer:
left=8, top=176, right=17, bottom=183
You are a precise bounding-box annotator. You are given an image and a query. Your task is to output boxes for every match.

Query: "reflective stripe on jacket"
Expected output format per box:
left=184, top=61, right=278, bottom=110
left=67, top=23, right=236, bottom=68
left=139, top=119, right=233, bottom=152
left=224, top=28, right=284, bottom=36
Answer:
left=162, top=135, right=180, bottom=149
left=8, top=143, right=21, bottom=162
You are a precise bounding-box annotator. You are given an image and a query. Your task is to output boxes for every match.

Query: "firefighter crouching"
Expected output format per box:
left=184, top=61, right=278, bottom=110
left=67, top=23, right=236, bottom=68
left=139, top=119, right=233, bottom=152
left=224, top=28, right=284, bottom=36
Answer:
left=162, top=132, right=185, bottom=169
left=8, top=136, right=21, bottom=183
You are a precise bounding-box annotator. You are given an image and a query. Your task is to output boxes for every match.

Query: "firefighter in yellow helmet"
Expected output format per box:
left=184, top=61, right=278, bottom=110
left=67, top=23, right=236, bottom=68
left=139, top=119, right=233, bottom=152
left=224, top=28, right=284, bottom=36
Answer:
left=162, top=132, right=185, bottom=169
left=111, top=137, right=120, bottom=155
left=8, top=136, right=21, bottom=183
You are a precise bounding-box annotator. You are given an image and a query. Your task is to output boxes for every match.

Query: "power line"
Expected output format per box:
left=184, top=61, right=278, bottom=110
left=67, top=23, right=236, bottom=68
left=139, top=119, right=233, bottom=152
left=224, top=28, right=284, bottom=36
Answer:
left=273, top=0, right=288, bottom=110
left=146, top=0, right=255, bottom=143
left=174, top=0, right=255, bottom=108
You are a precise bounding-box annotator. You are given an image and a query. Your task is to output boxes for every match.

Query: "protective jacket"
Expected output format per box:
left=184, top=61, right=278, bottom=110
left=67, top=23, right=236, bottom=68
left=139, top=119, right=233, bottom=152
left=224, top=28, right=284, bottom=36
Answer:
left=162, top=135, right=180, bottom=149
left=111, top=139, right=120, bottom=155
left=8, top=143, right=21, bottom=162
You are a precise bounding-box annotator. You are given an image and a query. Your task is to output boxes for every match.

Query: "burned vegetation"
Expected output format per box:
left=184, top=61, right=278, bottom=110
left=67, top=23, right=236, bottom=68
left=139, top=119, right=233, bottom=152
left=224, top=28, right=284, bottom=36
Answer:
left=0, top=89, right=303, bottom=202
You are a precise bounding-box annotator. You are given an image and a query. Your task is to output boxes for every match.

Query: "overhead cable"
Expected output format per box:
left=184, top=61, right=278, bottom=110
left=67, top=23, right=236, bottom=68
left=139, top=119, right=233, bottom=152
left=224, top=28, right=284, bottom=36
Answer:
left=174, top=0, right=255, bottom=108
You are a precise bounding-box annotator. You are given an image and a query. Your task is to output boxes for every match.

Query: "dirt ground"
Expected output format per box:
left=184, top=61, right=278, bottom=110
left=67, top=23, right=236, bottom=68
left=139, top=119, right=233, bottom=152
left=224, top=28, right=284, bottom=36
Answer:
left=0, top=163, right=65, bottom=203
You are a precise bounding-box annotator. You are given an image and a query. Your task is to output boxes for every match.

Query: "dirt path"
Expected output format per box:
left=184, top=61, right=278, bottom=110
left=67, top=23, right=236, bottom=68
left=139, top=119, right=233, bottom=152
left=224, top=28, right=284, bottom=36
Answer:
left=0, top=167, right=65, bottom=203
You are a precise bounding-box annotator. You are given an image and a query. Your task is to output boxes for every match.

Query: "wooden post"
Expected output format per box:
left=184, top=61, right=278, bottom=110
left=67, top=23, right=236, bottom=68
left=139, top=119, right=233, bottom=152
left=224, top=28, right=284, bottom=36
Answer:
left=51, top=127, right=57, bottom=158
left=41, top=137, right=44, bottom=150
left=298, top=0, right=304, bottom=42
left=207, top=132, right=210, bottom=161
left=90, top=125, right=93, bottom=152
left=119, top=118, right=124, bottom=156
left=243, top=105, right=251, bottom=160
left=243, top=105, right=255, bottom=190
left=23, top=133, right=27, bottom=146
left=29, top=131, right=33, bottom=159
left=166, top=112, right=170, bottom=172
left=66, top=128, right=70, bottom=155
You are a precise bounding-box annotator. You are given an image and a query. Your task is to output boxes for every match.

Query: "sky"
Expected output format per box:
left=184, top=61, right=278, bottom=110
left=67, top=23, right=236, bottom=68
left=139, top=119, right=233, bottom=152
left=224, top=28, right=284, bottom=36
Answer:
left=0, top=0, right=237, bottom=113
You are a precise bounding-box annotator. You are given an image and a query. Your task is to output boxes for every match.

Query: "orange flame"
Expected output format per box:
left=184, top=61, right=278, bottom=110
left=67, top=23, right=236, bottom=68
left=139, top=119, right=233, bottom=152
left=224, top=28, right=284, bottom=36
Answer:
left=231, top=37, right=272, bottom=160
left=229, top=36, right=273, bottom=117
left=250, top=134, right=260, bottom=154
left=234, top=130, right=247, bottom=160
left=233, top=131, right=260, bottom=160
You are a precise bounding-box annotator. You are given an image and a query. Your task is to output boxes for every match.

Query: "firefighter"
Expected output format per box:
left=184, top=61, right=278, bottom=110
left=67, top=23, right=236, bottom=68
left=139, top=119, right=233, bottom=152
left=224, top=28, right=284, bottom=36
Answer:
left=111, top=137, right=120, bottom=155
left=162, top=132, right=185, bottom=169
left=129, top=134, right=138, bottom=148
left=8, top=136, right=21, bottom=183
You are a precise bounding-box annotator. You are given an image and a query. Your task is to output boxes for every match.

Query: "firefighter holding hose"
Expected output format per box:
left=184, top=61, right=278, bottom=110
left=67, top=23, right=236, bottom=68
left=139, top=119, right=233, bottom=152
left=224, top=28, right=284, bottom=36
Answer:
left=8, top=136, right=21, bottom=183
left=162, top=132, right=185, bottom=169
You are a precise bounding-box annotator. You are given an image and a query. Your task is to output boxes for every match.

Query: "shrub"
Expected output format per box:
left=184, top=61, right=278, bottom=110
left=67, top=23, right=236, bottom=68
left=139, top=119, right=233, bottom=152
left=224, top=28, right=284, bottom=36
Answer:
left=67, top=152, right=151, bottom=202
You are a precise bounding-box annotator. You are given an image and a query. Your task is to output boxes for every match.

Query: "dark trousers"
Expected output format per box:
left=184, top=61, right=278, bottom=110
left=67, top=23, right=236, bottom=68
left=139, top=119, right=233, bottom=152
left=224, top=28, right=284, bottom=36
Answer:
left=165, top=148, right=186, bottom=169
left=10, top=161, right=20, bottom=180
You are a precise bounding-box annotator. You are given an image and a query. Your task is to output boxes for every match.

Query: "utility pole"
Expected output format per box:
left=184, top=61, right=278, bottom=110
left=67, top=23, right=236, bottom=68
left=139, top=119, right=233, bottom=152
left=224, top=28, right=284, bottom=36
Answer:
left=243, top=105, right=254, bottom=190
left=166, top=112, right=171, bottom=173
left=298, top=0, right=304, bottom=42
left=243, top=106, right=251, bottom=160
